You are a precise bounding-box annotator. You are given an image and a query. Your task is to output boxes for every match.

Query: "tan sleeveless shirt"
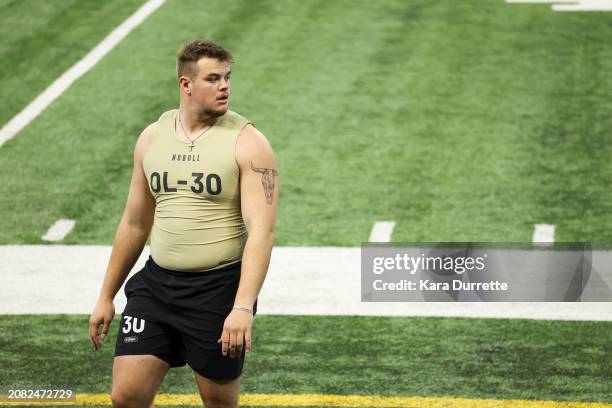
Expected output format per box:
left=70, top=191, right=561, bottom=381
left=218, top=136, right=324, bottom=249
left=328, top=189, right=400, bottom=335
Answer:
left=143, top=108, right=250, bottom=272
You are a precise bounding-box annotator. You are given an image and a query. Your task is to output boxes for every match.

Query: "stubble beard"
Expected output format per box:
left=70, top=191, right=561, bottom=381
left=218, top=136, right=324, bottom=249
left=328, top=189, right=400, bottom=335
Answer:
left=204, top=106, right=226, bottom=118
left=195, top=103, right=227, bottom=123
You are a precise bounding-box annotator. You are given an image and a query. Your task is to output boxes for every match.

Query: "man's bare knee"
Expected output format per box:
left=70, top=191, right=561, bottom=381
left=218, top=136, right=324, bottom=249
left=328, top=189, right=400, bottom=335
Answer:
left=111, top=355, right=168, bottom=408
left=111, top=388, right=153, bottom=408
left=195, top=373, right=239, bottom=408
left=202, top=393, right=238, bottom=408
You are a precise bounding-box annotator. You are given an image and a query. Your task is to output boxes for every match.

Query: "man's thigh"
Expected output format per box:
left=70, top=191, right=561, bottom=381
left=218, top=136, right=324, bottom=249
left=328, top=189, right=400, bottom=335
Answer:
left=194, top=370, right=240, bottom=408
left=112, top=355, right=169, bottom=407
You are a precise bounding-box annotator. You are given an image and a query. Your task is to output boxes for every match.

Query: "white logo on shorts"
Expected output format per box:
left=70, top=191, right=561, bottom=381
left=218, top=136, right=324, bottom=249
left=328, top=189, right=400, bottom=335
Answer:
left=122, top=316, right=145, bottom=334
left=124, top=336, right=139, bottom=343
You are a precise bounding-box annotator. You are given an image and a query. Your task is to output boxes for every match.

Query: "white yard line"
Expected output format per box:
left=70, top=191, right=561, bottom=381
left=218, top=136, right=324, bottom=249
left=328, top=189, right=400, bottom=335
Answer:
left=0, top=245, right=610, bottom=320
left=0, top=0, right=166, bottom=147
left=506, top=0, right=577, bottom=3
left=41, top=219, right=76, bottom=242
left=368, top=221, right=395, bottom=242
left=506, top=0, right=612, bottom=11
left=533, top=223, right=555, bottom=245
left=553, top=1, right=612, bottom=10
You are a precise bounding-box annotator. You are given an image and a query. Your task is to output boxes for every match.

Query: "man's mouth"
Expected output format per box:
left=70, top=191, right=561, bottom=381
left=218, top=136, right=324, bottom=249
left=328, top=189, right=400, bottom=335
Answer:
left=217, top=95, right=229, bottom=103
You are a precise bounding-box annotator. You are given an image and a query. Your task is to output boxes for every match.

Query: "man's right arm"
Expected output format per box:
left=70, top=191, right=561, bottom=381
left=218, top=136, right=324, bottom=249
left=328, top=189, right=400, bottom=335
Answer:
left=88, top=122, right=156, bottom=351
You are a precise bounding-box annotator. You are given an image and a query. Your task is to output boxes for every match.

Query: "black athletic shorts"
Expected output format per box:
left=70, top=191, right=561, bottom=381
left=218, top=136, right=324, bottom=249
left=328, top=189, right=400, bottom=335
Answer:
left=114, top=255, right=257, bottom=380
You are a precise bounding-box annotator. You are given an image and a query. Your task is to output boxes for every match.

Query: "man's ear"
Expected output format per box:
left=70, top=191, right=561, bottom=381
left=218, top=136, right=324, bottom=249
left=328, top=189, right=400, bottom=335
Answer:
left=180, top=77, right=192, bottom=95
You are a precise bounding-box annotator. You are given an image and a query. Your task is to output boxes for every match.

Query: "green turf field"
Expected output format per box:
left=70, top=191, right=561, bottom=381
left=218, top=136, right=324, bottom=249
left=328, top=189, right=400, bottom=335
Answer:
left=1, top=0, right=611, bottom=406
left=1, top=315, right=611, bottom=404
left=0, top=0, right=146, bottom=126
left=2, top=0, right=612, bottom=245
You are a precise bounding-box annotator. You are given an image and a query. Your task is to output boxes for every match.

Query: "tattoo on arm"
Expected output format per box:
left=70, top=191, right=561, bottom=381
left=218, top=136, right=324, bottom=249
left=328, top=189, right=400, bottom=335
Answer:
left=250, top=161, right=279, bottom=204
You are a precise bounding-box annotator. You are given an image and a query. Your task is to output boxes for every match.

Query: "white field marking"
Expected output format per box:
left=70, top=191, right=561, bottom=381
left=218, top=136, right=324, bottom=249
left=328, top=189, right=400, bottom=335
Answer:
left=506, top=0, right=612, bottom=11
left=368, top=221, right=395, bottom=242
left=1, top=245, right=611, bottom=320
left=553, top=0, right=612, bottom=10
left=0, top=0, right=166, bottom=147
left=41, top=219, right=76, bottom=242
left=532, top=223, right=555, bottom=245
left=506, top=0, right=577, bottom=3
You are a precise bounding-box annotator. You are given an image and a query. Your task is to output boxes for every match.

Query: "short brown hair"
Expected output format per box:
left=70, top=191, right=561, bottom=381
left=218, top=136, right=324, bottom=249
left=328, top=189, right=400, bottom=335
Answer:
left=176, top=39, right=233, bottom=80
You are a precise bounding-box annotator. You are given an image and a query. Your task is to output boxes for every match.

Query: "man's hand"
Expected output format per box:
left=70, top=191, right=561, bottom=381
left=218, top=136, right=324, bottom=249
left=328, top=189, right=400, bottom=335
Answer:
left=88, top=298, right=115, bottom=351
left=218, top=309, right=254, bottom=358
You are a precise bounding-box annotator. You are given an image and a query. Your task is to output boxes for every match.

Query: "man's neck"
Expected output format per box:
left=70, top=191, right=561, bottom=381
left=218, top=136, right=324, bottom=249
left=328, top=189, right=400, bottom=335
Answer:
left=180, top=104, right=218, bottom=133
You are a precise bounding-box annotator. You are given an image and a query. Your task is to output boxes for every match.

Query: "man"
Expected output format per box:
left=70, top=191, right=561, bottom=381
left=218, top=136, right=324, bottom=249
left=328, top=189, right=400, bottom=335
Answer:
left=88, top=39, right=278, bottom=408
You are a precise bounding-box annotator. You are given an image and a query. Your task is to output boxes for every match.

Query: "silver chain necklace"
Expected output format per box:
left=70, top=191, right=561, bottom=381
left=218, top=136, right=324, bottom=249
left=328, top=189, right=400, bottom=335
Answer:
left=177, top=109, right=213, bottom=152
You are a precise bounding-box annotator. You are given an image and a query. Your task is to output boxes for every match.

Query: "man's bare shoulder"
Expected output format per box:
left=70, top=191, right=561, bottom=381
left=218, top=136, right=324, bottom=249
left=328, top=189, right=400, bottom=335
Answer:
left=236, top=124, right=275, bottom=169
left=134, top=122, right=158, bottom=161
left=138, top=122, right=158, bottom=146
left=239, top=123, right=272, bottom=145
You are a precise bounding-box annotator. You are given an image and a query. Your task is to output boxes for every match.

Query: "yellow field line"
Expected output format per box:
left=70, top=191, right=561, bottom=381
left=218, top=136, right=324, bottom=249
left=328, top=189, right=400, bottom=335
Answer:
left=0, top=393, right=610, bottom=407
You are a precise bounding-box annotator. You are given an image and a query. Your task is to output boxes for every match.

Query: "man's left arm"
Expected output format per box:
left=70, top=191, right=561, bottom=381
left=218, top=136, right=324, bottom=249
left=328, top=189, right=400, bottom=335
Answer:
left=218, top=123, right=278, bottom=358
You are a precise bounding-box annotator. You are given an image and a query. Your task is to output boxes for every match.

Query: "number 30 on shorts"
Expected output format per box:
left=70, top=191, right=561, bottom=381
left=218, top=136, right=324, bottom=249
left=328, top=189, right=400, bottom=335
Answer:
left=122, top=316, right=145, bottom=334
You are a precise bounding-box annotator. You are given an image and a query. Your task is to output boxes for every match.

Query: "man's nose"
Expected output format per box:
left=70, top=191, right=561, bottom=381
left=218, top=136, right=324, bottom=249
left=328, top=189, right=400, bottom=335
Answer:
left=219, top=79, right=229, bottom=90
